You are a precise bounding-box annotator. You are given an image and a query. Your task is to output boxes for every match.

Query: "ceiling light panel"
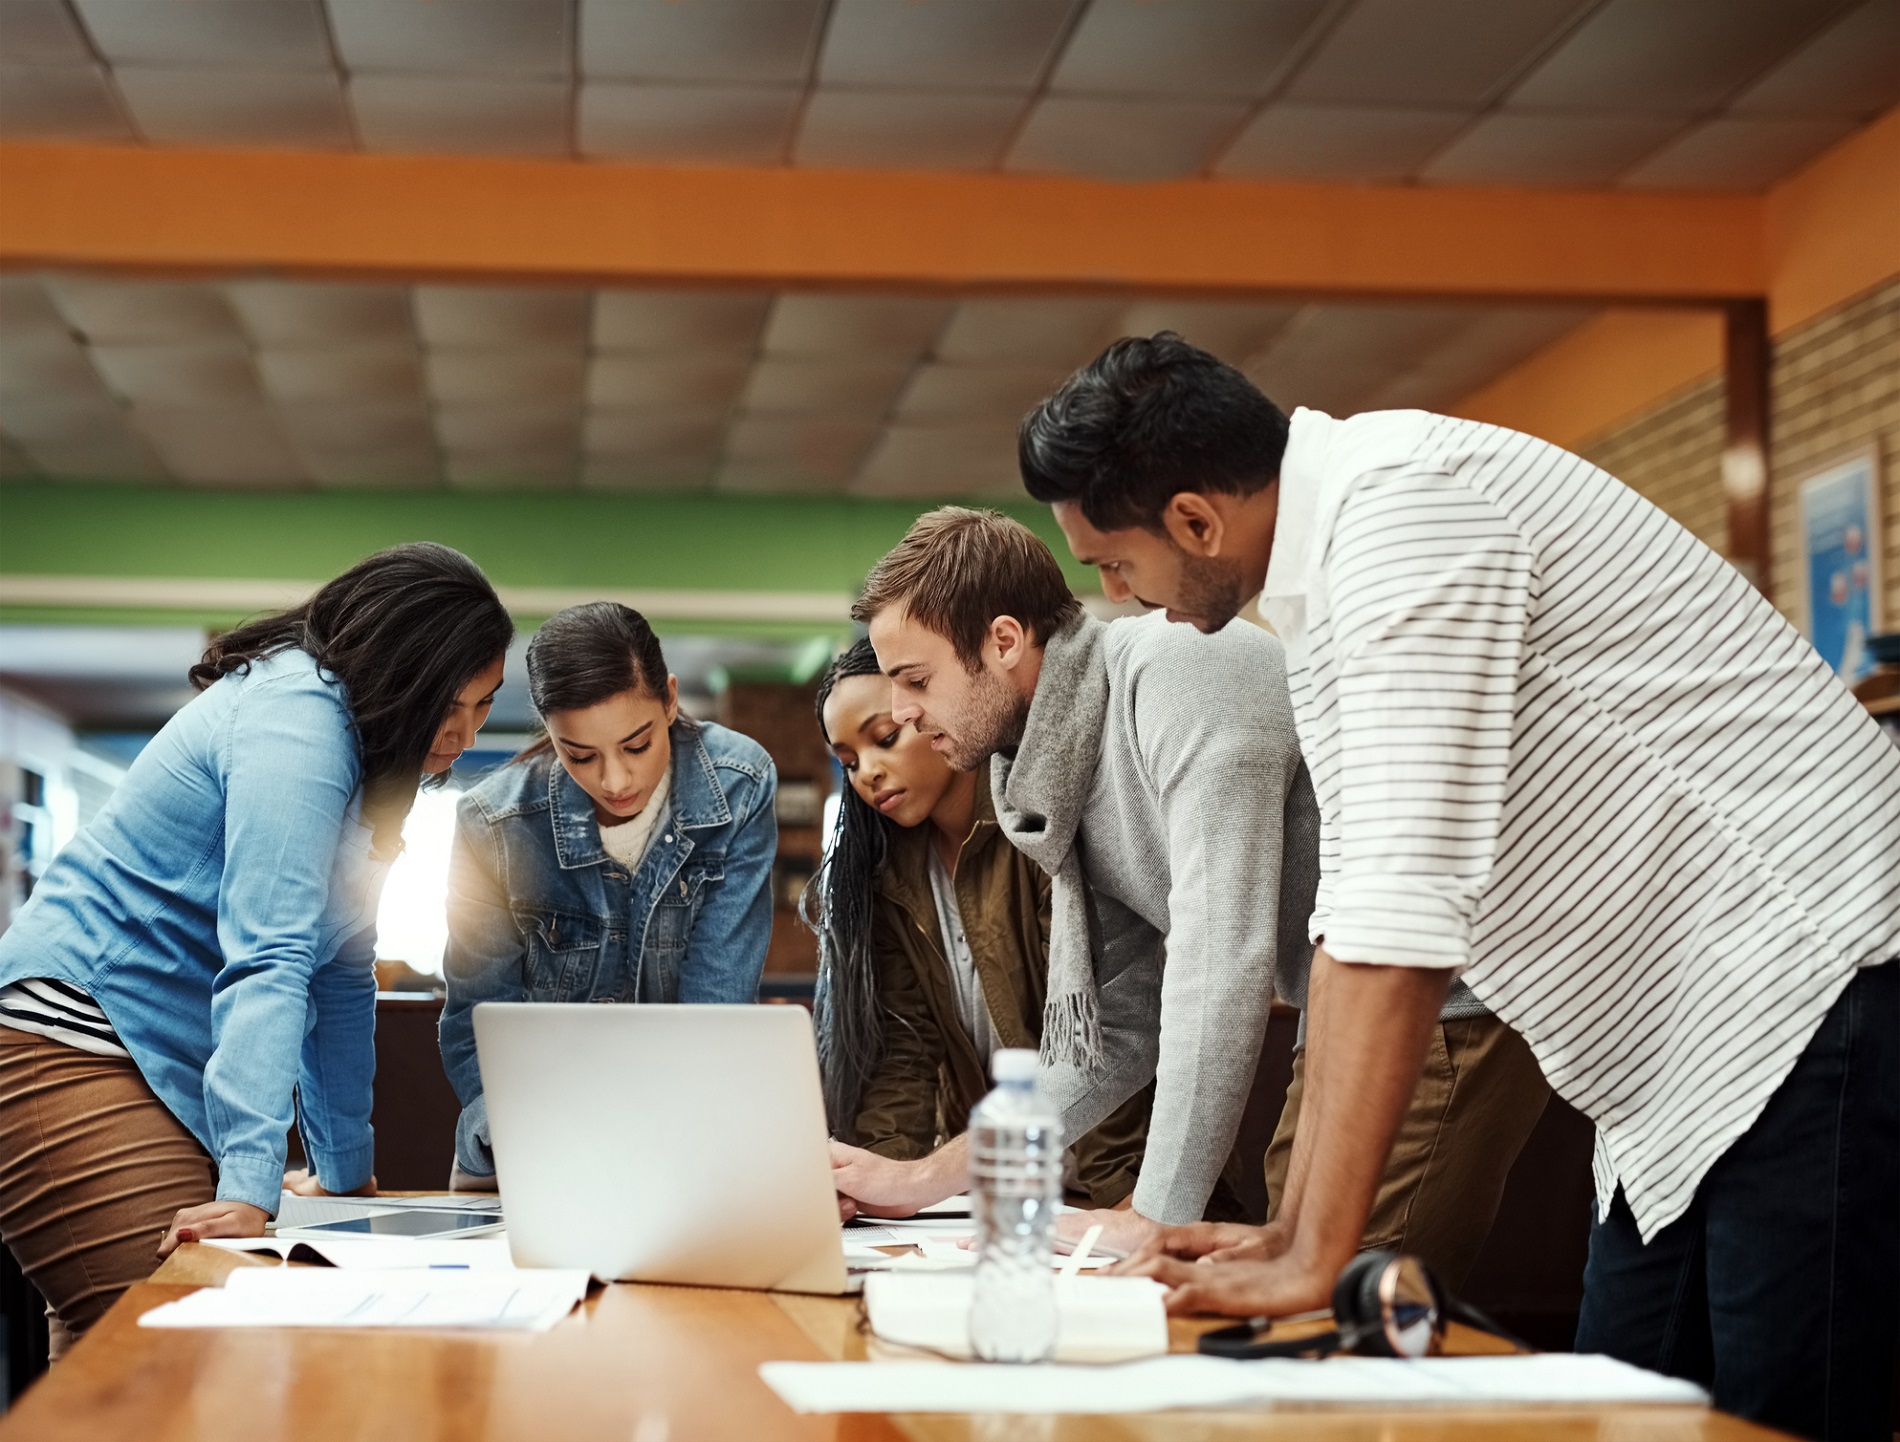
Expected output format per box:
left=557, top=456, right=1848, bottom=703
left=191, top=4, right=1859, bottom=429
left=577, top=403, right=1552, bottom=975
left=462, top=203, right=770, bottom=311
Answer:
left=795, top=89, right=1025, bottom=170
left=0, top=1, right=97, bottom=63
left=580, top=82, right=799, bottom=163
left=349, top=75, right=570, bottom=155
left=73, top=0, right=334, bottom=70
left=593, top=290, right=771, bottom=352
left=1506, top=0, right=1854, bottom=115
left=933, top=299, right=1122, bottom=366
left=1216, top=103, right=1473, bottom=181
left=893, top=364, right=1063, bottom=422
left=328, top=0, right=573, bottom=78
left=47, top=278, right=242, bottom=343
left=226, top=281, right=416, bottom=346
left=1620, top=115, right=1859, bottom=190
left=588, top=354, right=750, bottom=409
left=256, top=344, right=426, bottom=404
left=0, top=65, right=134, bottom=141
left=819, top=0, right=1074, bottom=91
left=1423, top=110, right=1687, bottom=187
left=415, top=286, right=590, bottom=348
left=580, top=0, right=823, bottom=85
left=1284, top=0, right=1592, bottom=108
left=112, top=65, right=352, bottom=147
left=427, top=349, right=586, bottom=404
left=1009, top=96, right=1249, bottom=180
left=762, top=295, right=953, bottom=358
left=1729, top=1, right=1900, bottom=119
left=739, top=357, right=915, bottom=418
left=1051, top=0, right=1327, bottom=100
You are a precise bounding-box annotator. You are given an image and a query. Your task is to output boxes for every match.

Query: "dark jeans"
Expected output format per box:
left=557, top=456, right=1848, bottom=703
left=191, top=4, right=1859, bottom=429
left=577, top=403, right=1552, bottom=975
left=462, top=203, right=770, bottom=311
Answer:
left=1575, top=961, right=1898, bottom=1442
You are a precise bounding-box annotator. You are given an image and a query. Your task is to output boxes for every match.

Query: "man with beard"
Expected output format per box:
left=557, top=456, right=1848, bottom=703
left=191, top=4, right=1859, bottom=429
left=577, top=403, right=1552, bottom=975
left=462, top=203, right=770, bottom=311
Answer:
left=831, top=507, right=1550, bottom=1274
left=1018, top=332, right=1898, bottom=1442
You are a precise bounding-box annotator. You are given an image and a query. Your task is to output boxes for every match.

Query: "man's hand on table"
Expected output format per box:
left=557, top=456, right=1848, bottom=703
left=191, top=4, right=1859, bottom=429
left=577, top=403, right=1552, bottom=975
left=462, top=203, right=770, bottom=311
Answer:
left=1118, top=1219, right=1293, bottom=1268
left=1116, top=1250, right=1335, bottom=1318
left=830, top=1138, right=965, bottom=1219
left=1055, top=1204, right=1162, bottom=1257
left=157, top=1200, right=270, bottom=1258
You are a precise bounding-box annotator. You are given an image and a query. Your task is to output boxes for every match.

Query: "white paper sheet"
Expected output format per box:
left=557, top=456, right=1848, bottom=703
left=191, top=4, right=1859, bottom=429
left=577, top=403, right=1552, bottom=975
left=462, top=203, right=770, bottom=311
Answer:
left=202, top=1235, right=520, bottom=1271
left=759, top=1354, right=1710, bottom=1415
left=864, top=1273, right=1168, bottom=1364
left=138, top=1266, right=588, bottom=1332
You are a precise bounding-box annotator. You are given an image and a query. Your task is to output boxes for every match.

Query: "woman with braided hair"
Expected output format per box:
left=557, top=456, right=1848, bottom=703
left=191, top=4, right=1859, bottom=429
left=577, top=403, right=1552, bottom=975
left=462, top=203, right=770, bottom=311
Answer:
left=804, top=638, right=1150, bottom=1208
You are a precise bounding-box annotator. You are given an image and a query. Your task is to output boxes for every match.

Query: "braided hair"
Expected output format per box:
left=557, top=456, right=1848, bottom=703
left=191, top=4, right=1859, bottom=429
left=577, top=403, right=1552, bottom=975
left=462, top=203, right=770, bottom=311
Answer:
left=801, top=638, right=896, bottom=1130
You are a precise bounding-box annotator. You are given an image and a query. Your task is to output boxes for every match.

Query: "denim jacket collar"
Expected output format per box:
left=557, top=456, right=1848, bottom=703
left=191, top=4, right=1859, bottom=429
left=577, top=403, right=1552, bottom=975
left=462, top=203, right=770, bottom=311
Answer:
left=547, top=720, right=734, bottom=871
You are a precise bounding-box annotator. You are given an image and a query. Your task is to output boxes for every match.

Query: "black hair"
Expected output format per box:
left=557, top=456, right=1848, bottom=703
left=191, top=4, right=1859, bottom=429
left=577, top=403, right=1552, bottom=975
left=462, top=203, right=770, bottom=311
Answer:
left=191, top=541, right=513, bottom=859
left=800, top=638, right=895, bottom=1129
left=516, top=601, right=683, bottom=760
left=1019, top=330, right=1291, bottom=532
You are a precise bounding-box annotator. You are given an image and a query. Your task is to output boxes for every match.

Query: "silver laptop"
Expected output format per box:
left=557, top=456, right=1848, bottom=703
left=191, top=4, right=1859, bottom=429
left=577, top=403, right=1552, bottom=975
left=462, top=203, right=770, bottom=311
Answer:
left=473, top=1002, right=850, bottom=1294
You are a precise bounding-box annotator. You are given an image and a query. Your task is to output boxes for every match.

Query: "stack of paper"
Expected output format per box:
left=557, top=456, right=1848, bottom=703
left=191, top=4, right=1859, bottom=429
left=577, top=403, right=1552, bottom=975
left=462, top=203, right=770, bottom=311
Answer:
left=864, top=1273, right=1168, bottom=1363
left=138, top=1266, right=588, bottom=1332
left=760, top=1354, right=1710, bottom=1415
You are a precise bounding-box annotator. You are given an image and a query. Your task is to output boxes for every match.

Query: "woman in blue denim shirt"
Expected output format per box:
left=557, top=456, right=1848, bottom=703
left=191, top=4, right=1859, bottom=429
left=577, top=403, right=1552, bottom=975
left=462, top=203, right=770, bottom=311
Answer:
left=0, top=544, right=513, bottom=1353
left=440, top=602, right=777, bottom=1187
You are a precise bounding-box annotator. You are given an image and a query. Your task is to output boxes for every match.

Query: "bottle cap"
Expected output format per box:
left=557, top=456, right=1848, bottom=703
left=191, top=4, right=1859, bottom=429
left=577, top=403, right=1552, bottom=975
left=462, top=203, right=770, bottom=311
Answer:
left=991, top=1048, right=1038, bottom=1084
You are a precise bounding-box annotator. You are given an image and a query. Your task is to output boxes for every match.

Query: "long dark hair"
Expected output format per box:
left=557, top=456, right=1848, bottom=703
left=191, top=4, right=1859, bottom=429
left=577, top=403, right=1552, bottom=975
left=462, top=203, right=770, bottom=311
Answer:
left=190, top=542, right=513, bottom=858
left=515, top=601, right=683, bottom=761
left=801, top=638, right=897, bottom=1129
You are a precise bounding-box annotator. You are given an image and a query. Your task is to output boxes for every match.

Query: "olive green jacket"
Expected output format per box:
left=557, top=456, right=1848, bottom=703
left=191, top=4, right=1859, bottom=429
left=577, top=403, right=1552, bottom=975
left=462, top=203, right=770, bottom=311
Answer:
left=845, top=775, right=1152, bottom=1207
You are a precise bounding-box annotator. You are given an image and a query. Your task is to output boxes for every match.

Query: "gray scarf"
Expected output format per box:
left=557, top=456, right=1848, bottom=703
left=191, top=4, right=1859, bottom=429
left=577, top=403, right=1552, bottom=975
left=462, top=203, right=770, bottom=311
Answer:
left=991, top=611, right=1109, bottom=1071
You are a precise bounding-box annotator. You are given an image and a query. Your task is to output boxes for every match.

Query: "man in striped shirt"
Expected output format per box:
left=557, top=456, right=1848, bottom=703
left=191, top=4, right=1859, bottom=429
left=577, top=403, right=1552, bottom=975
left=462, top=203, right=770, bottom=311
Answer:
left=1021, top=333, right=1899, bottom=1441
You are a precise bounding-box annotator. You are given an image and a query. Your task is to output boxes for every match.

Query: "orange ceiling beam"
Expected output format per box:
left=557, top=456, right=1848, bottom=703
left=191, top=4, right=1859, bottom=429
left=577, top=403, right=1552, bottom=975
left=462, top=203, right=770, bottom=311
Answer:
left=0, top=140, right=1764, bottom=304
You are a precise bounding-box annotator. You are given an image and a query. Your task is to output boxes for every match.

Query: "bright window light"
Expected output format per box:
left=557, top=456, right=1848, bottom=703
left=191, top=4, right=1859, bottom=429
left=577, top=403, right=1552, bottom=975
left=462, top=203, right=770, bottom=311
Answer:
left=375, top=784, right=462, bottom=977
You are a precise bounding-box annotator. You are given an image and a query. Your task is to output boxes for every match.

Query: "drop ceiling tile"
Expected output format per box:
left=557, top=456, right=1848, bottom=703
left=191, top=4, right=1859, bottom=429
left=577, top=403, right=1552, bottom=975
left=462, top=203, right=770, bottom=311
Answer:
left=329, top=0, right=571, bottom=78
left=277, top=400, right=436, bottom=452
left=588, top=354, right=750, bottom=409
left=580, top=81, right=798, bottom=163
left=350, top=75, right=570, bottom=156
left=1730, top=1, right=1900, bottom=119
left=819, top=0, right=1072, bottom=91
left=0, top=1, right=96, bottom=64
left=1216, top=103, right=1475, bottom=181
left=894, top=363, right=1063, bottom=422
left=0, top=390, right=127, bottom=441
left=113, top=65, right=352, bottom=148
left=1008, top=96, right=1249, bottom=181
left=72, top=0, right=333, bottom=70
left=593, top=290, right=770, bottom=351
left=435, top=402, right=578, bottom=452
left=445, top=449, right=576, bottom=488
left=582, top=453, right=717, bottom=491
left=1111, top=302, right=1299, bottom=365
left=1423, top=111, right=1689, bottom=187
left=0, top=331, right=102, bottom=393
left=712, top=460, right=849, bottom=494
left=416, top=286, right=590, bottom=348
left=1621, top=115, right=1860, bottom=190
left=257, top=344, right=426, bottom=403
left=584, top=411, right=726, bottom=456
left=934, top=299, right=1121, bottom=366
left=724, top=414, right=877, bottom=477
left=131, top=406, right=307, bottom=486
left=227, top=282, right=414, bottom=346
left=91, top=342, right=263, bottom=405
left=0, top=435, right=37, bottom=478
left=1051, top=0, right=1328, bottom=100
left=17, top=430, right=168, bottom=481
left=852, top=421, right=1023, bottom=498
left=45, top=278, right=242, bottom=343
left=1363, top=306, right=1591, bottom=410
left=1244, top=304, right=1477, bottom=416
left=0, top=277, right=73, bottom=339
left=739, top=356, right=914, bottom=418
left=795, top=88, right=1024, bottom=170
left=300, top=443, right=441, bottom=487
left=427, top=349, right=586, bottom=404
left=1507, top=0, right=1854, bottom=115
left=762, top=295, right=953, bottom=358
left=1285, top=0, right=1591, bottom=107
left=580, top=0, right=823, bottom=84
left=0, top=64, right=132, bottom=141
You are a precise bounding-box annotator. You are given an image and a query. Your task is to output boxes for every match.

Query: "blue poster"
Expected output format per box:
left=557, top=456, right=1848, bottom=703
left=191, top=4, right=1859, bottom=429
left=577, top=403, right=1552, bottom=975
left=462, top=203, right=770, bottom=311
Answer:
left=1801, top=453, right=1881, bottom=681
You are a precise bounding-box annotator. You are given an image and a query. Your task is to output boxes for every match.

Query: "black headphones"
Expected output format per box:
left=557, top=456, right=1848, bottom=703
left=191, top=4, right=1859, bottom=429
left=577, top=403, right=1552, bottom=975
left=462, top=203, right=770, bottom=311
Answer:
left=1196, top=1250, right=1525, bottom=1360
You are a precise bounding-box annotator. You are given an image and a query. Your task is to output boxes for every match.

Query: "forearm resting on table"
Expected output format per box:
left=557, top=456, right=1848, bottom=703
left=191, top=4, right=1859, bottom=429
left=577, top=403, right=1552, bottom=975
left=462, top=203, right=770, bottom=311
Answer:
left=830, top=1133, right=968, bottom=1213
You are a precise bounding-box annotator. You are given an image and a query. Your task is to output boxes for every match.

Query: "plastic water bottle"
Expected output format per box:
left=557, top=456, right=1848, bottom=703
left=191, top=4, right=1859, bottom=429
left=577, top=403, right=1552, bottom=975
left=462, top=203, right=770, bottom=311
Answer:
left=968, top=1048, right=1063, bottom=1362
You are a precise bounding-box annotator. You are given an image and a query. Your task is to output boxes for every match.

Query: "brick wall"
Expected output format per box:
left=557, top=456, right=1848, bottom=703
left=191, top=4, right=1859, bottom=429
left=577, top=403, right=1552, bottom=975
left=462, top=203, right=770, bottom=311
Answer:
left=1579, top=278, right=1900, bottom=630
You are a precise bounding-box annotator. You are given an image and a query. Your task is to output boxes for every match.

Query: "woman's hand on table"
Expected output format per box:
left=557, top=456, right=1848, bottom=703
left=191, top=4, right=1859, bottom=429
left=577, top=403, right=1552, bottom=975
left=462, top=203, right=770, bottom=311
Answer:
left=156, top=1200, right=269, bottom=1258
left=282, top=1168, right=378, bottom=1198
left=1055, top=1205, right=1162, bottom=1257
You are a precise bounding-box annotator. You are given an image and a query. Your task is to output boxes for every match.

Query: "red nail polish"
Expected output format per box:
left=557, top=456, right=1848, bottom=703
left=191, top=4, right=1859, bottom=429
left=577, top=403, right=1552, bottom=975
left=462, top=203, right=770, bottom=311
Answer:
left=178, top=1229, right=196, bottom=1243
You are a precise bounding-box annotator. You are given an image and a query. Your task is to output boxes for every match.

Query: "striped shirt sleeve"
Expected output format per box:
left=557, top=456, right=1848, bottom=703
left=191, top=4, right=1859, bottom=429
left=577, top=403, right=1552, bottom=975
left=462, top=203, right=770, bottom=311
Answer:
left=1321, top=474, right=1534, bottom=969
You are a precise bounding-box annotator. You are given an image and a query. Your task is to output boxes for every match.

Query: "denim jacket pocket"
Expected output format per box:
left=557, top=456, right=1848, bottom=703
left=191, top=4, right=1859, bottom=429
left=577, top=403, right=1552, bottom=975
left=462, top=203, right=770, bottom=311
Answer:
left=642, top=868, right=715, bottom=961
left=522, top=910, right=602, bottom=998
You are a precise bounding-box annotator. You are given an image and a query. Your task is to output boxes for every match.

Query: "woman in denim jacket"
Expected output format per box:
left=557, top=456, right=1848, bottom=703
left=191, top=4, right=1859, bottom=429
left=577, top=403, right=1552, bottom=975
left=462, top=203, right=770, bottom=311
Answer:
left=440, top=602, right=777, bottom=1187
left=0, top=544, right=513, bottom=1352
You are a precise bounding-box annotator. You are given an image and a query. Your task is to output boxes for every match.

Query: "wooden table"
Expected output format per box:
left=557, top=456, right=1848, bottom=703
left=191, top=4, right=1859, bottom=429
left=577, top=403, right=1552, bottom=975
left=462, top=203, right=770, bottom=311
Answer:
left=0, top=1244, right=1786, bottom=1442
